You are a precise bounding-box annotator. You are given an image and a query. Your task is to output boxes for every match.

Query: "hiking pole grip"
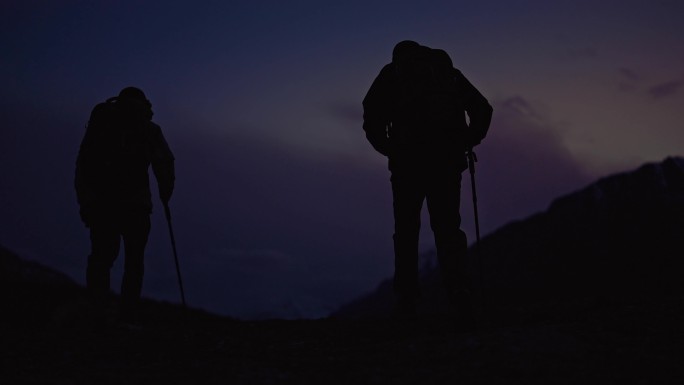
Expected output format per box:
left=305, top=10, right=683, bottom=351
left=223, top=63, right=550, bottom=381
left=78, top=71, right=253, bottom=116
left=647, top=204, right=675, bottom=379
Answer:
left=164, top=202, right=187, bottom=308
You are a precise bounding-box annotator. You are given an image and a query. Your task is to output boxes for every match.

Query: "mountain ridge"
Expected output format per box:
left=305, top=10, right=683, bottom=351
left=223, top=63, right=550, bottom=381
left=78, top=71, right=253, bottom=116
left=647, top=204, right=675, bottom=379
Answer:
left=334, top=156, right=684, bottom=318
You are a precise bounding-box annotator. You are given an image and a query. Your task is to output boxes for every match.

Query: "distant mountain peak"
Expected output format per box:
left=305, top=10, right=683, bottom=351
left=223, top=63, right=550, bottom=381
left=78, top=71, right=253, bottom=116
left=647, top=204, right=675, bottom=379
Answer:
left=549, top=156, right=684, bottom=213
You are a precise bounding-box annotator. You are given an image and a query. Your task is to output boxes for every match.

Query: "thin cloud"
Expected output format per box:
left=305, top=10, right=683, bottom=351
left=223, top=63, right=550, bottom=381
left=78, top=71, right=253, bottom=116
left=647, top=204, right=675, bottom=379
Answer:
left=649, top=80, right=683, bottom=99
left=618, top=67, right=640, bottom=81
left=617, top=67, right=640, bottom=92
left=473, top=95, right=591, bottom=231
left=499, top=96, right=545, bottom=121
left=328, top=101, right=362, bottom=125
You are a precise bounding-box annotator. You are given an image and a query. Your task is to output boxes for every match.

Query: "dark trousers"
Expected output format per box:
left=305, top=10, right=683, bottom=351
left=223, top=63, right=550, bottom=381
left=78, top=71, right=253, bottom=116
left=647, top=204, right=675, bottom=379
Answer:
left=86, top=209, right=151, bottom=307
left=391, top=166, right=469, bottom=302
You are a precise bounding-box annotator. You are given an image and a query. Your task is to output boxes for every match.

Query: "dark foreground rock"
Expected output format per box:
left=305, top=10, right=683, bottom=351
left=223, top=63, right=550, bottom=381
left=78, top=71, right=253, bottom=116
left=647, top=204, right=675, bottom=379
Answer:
left=3, top=276, right=683, bottom=384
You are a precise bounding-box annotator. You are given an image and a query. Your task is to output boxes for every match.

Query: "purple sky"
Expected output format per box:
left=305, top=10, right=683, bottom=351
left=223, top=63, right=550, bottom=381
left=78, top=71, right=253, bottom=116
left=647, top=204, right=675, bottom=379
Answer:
left=1, top=0, right=683, bottom=319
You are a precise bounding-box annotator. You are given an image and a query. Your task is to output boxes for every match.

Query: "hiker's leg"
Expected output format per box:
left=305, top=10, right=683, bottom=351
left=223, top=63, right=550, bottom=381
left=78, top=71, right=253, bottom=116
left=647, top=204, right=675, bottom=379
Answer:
left=426, top=171, right=470, bottom=301
left=87, top=218, right=120, bottom=300
left=391, top=171, right=425, bottom=308
left=120, top=211, right=151, bottom=311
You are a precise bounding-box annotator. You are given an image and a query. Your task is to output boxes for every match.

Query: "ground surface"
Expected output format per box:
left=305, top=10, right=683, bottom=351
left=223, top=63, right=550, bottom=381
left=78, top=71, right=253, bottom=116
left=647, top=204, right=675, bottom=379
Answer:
left=3, top=285, right=683, bottom=384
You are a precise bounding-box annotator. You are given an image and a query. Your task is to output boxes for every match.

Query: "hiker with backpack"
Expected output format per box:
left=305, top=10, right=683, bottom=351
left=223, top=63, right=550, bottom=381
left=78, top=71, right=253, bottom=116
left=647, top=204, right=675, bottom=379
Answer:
left=75, top=87, right=175, bottom=322
left=362, top=41, right=492, bottom=319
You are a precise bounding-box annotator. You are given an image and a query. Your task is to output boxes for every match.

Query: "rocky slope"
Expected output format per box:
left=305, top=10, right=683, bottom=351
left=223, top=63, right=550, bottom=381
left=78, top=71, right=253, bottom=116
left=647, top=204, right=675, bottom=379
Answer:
left=335, top=157, right=684, bottom=318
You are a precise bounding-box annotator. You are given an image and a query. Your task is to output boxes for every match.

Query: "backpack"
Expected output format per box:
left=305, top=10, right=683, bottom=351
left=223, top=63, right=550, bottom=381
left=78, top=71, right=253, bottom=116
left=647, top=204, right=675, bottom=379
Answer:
left=392, top=46, right=466, bottom=144
left=76, top=97, right=154, bottom=203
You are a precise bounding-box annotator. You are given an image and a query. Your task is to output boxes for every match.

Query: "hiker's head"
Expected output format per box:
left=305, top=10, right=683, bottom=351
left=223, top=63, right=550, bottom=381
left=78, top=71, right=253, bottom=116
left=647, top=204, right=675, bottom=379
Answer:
left=117, top=86, right=153, bottom=119
left=392, top=40, right=432, bottom=77
left=118, top=86, right=147, bottom=101
left=392, top=40, right=421, bottom=64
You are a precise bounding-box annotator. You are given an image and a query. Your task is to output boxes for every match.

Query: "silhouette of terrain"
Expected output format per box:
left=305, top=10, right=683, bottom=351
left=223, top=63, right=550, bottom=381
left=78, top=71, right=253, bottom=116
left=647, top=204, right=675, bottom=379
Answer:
left=335, top=157, right=684, bottom=321
left=3, top=158, right=684, bottom=384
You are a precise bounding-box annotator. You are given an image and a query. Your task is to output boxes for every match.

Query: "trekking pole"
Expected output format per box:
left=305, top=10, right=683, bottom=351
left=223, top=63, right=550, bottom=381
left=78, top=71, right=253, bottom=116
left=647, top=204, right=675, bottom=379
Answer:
left=163, top=202, right=187, bottom=308
left=466, top=149, right=485, bottom=307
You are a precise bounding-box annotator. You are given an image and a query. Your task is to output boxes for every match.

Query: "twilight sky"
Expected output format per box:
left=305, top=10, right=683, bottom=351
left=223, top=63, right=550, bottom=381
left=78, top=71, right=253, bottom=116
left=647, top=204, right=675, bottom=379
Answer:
left=1, top=0, right=683, bottom=319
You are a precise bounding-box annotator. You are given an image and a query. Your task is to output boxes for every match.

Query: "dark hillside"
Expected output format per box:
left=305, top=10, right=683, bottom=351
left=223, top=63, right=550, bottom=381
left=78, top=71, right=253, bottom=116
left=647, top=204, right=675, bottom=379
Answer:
left=3, top=157, right=684, bottom=384
left=336, top=157, right=684, bottom=319
left=2, top=247, right=683, bottom=384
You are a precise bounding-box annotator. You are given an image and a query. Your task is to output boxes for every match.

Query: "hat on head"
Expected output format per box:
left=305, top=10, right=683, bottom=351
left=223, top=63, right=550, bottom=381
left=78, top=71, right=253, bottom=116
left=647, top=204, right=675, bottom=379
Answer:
left=392, top=40, right=421, bottom=63
left=118, top=86, right=148, bottom=102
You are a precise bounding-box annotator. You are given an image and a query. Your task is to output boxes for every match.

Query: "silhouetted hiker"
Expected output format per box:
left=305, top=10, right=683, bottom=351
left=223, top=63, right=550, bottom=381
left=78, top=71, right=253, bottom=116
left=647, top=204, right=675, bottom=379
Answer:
left=363, top=41, right=492, bottom=320
left=75, top=87, right=175, bottom=323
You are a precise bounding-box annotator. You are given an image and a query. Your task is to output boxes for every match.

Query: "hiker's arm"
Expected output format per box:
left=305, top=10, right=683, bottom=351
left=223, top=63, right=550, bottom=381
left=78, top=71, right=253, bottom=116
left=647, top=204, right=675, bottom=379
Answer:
left=362, top=65, right=394, bottom=156
left=75, top=106, right=105, bottom=207
left=75, top=125, right=100, bottom=226
left=149, top=123, right=175, bottom=203
left=74, top=133, right=91, bottom=206
left=455, top=70, right=493, bottom=148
